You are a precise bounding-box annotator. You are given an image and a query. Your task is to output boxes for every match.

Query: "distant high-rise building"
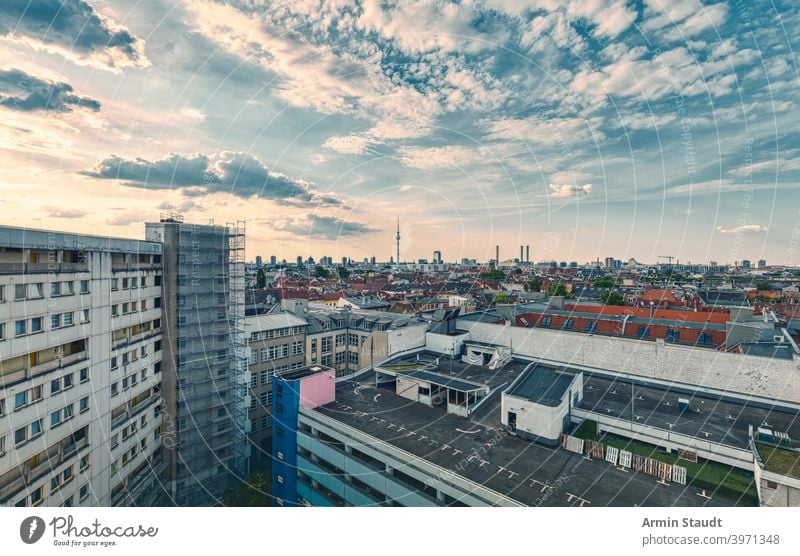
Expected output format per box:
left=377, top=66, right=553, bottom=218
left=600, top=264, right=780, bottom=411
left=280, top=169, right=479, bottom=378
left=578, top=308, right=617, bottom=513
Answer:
left=757, top=259, right=766, bottom=269
left=495, top=245, right=499, bottom=265
left=569, top=261, right=578, bottom=268
left=433, top=250, right=442, bottom=264
left=604, top=257, right=615, bottom=268
left=742, top=259, right=751, bottom=269
left=526, top=245, right=530, bottom=263
left=255, top=255, right=263, bottom=267
left=370, top=256, right=376, bottom=265
left=296, top=256, right=303, bottom=267
left=270, top=255, right=277, bottom=266
left=395, top=216, right=401, bottom=264
left=341, top=257, right=348, bottom=266
left=145, top=218, right=248, bottom=506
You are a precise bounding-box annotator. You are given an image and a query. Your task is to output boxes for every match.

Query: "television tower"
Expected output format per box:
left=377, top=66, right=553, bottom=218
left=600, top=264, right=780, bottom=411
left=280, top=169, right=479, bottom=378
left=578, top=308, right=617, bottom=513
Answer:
left=395, top=216, right=401, bottom=264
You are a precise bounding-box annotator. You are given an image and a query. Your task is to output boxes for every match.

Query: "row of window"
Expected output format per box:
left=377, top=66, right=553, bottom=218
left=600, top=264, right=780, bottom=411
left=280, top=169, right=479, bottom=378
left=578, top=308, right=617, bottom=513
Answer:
left=110, top=367, right=151, bottom=397
left=111, top=275, right=159, bottom=291
left=0, top=280, right=90, bottom=303
left=111, top=298, right=158, bottom=317
left=249, top=326, right=304, bottom=341
left=2, top=309, right=90, bottom=340
left=534, top=317, right=713, bottom=344
left=2, top=369, right=89, bottom=415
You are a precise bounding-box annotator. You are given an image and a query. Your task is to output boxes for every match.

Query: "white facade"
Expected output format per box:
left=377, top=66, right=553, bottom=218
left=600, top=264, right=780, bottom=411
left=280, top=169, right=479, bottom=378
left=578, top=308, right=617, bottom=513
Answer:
left=0, top=227, right=164, bottom=507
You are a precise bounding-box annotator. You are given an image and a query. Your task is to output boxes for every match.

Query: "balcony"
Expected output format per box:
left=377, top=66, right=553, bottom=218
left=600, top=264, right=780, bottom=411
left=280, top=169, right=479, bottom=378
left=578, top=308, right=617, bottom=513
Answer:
left=0, top=262, right=87, bottom=275
left=0, top=430, right=89, bottom=503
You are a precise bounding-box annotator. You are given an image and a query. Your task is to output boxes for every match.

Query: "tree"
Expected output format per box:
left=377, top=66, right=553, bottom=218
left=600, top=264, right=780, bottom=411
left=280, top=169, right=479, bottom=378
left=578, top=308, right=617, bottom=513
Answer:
left=524, top=278, right=542, bottom=292
left=478, top=268, right=505, bottom=280
left=599, top=289, right=625, bottom=305
left=493, top=293, right=513, bottom=304
left=592, top=278, right=616, bottom=288
left=226, top=470, right=271, bottom=506
left=337, top=265, right=350, bottom=279
left=314, top=265, right=330, bottom=278
left=755, top=281, right=773, bottom=291
left=255, top=268, right=266, bottom=289
left=547, top=282, right=567, bottom=297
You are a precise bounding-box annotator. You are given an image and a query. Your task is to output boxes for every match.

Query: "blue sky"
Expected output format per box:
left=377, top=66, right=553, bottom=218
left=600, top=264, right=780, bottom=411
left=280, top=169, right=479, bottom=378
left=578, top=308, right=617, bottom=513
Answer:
left=0, top=0, right=798, bottom=264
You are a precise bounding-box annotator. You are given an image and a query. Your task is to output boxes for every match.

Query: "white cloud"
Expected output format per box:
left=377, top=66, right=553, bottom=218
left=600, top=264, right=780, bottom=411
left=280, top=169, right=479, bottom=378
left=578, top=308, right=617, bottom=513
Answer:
left=483, top=114, right=604, bottom=145
left=716, top=224, right=768, bottom=234
left=396, top=145, right=477, bottom=170
left=323, top=134, right=377, bottom=155
left=549, top=183, right=593, bottom=198
left=643, top=0, right=728, bottom=41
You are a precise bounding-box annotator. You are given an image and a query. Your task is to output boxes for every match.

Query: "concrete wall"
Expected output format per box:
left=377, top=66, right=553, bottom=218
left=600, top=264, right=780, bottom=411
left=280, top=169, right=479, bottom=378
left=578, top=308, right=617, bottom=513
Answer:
left=387, top=324, right=427, bottom=357
left=759, top=470, right=800, bottom=507
left=458, top=320, right=800, bottom=403
left=425, top=331, right=469, bottom=356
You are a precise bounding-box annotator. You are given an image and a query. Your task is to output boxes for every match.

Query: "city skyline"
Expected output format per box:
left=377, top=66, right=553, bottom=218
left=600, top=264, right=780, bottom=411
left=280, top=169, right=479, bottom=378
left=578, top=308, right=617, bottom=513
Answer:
left=0, top=1, right=797, bottom=266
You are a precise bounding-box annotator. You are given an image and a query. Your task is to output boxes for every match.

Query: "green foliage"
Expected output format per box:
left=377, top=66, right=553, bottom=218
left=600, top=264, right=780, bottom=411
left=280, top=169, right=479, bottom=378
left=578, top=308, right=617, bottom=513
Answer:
left=479, top=268, right=505, bottom=280
left=547, top=282, right=567, bottom=297
left=592, top=278, right=616, bottom=288
left=493, top=293, right=513, bottom=304
left=226, top=470, right=272, bottom=506
left=599, top=289, right=625, bottom=305
left=337, top=265, right=350, bottom=279
left=754, top=281, right=773, bottom=291
left=314, top=265, right=330, bottom=278
left=524, top=278, right=542, bottom=292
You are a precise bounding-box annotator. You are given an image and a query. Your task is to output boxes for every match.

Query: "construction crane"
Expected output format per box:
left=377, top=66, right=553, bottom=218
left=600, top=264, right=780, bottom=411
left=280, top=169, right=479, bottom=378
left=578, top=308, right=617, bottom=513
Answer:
left=658, top=255, right=675, bottom=265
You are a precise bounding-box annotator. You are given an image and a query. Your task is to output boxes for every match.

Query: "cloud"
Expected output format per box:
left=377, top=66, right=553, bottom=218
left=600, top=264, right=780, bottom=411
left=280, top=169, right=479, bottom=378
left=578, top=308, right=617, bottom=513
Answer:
left=548, top=183, right=593, bottom=198
left=83, top=152, right=341, bottom=207
left=47, top=207, right=87, bottom=218
left=643, top=0, right=728, bottom=41
left=277, top=214, right=379, bottom=240
left=396, top=145, right=476, bottom=170
left=0, top=0, right=149, bottom=70
left=716, top=224, right=768, bottom=234
left=483, top=115, right=604, bottom=145
left=0, top=68, right=101, bottom=112
left=727, top=154, right=800, bottom=178
left=323, top=134, right=378, bottom=155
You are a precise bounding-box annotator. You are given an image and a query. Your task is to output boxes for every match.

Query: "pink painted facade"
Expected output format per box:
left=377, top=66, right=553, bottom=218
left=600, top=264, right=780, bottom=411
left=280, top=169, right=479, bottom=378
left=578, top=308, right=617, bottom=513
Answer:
left=299, top=369, right=336, bottom=408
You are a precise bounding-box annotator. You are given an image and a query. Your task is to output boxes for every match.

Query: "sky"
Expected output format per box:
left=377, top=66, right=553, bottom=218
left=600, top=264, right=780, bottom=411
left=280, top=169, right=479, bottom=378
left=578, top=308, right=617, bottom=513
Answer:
left=0, top=0, right=798, bottom=265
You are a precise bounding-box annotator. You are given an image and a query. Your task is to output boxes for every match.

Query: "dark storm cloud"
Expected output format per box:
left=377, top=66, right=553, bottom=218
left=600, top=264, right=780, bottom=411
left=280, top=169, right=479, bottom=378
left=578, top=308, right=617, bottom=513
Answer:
left=282, top=214, right=378, bottom=240
left=82, top=152, right=341, bottom=207
left=0, top=68, right=100, bottom=112
left=0, top=0, right=147, bottom=68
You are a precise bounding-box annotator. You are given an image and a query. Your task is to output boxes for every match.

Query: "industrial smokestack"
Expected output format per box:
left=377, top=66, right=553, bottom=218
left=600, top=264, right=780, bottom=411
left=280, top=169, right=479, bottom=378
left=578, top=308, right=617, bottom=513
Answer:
left=520, top=245, right=524, bottom=262
left=526, top=245, right=530, bottom=263
left=495, top=245, right=499, bottom=265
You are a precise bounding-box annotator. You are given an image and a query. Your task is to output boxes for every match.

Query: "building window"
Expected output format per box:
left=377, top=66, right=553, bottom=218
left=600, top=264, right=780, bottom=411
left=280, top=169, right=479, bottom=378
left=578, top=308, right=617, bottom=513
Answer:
left=80, top=280, right=89, bottom=294
left=14, top=426, right=26, bottom=445
left=698, top=332, right=713, bottom=345
left=0, top=322, right=4, bottom=340
left=765, top=480, right=778, bottom=490
left=563, top=319, right=573, bottom=330
left=321, top=337, right=332, bottom=353
left=349, top=351, right=359, bottom=365
left=30, top=317, right=42, bottom=333
left=637, top=325, right=649, bottom=338
left=51, top=410, right=61, bottom=427
left=15, top=320, right=26, bottom=336
left=584, top=321, right=596, bottom=333
left=80, top=368, right=89, bottom=382
left=292, top=341, right=303, bottom=356
left=667, top=329, right=680, bottom=342
left=14, top=391, right=26, bottom=409
left=80, top=397, right=89, bottom=413
left=51, top=314, right=62, bottom=329
left=541, top=316, right=552, bottom=327
left=335, top=352, right=346, bottom=365
left=30, top=419, right=43, bottom=438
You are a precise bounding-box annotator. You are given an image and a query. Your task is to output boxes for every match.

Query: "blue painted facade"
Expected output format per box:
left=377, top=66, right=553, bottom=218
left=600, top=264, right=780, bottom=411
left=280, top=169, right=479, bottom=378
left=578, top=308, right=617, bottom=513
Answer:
left=271, top=377, right=300, bottom=506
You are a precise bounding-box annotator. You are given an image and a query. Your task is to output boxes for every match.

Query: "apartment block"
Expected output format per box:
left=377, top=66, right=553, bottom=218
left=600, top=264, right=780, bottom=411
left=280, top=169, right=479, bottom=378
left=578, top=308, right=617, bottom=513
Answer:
left=145, top=217, right=248, bottom=506
left=244, top=312, right=307, bottom=463
left=0, top=226, right=165, bottom=508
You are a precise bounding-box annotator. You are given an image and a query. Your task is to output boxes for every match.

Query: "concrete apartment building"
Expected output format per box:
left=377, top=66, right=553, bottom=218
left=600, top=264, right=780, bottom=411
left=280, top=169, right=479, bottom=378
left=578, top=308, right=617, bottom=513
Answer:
left=244, top=312, right=307, bottom=463
left=145, top=216, right=249, bottom=506
left=0, top=226, right=165, bottom=508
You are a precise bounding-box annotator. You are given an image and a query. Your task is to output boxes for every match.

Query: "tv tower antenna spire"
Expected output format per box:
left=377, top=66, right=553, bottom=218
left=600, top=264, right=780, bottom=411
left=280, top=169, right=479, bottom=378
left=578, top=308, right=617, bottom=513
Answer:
left=395, top=216, right=401, bottom=264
